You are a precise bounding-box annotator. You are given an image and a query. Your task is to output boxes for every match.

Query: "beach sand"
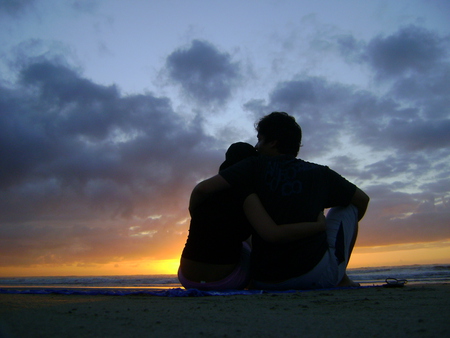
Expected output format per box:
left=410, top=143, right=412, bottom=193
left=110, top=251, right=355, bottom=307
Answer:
left=1, top=284, right=449, bottom=337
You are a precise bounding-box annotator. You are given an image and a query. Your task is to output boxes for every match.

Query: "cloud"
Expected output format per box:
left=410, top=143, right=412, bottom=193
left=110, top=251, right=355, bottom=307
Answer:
left=335, top=34, right=365, bottom=63
left=1, top=22, right=450, bottom=269
left=0, top=58, right=224, bottom=267
left=165, top=40, right=241, bottom=107
left=350, top=26, right=450, bottom=151
left=282, top=78, right=444, bottom=171
left=336, top=25, right=449, bottom=79
left=71, top=0, right=99, bottom=13
left=335, top=25, right=450, bottom=121
left=363, top=25, right=448, bottom=80
left=0, top=0, right=35, bottom=16
left=245, top=25, right=450, bottom=156
left=381, top=119, right=450, bottom=151
left=358, top=184, right=450, bottom=246
left=245, top=77, right=356, bottom=156
left=242, top=25, right=450, bottom=249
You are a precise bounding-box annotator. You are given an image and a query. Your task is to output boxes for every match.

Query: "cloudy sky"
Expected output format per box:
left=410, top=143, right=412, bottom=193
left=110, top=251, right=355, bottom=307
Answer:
left=1, top=0, right=449, bottom=276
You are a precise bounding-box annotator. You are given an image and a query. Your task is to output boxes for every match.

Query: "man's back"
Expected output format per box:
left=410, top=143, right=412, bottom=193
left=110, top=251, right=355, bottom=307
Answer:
left=221, top=154, right=356, bottom=281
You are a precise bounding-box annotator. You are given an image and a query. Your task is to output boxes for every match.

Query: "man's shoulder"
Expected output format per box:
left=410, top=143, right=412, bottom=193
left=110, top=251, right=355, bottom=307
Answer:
left=281, top=156, right=329, bottom=172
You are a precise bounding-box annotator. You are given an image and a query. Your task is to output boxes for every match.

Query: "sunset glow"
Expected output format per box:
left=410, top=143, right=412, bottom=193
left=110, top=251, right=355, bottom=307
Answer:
left=0, top=258, right=182, bottom=277
left=1, top=244, right=449, bottom=277
left=0, top=1, right=449, bottom=278
left=349, top=242, right=450, bottom=269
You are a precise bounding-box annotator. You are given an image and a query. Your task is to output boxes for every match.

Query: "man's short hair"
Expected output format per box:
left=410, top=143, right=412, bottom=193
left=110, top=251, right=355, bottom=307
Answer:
left=255, top=112, right=302, bottom=156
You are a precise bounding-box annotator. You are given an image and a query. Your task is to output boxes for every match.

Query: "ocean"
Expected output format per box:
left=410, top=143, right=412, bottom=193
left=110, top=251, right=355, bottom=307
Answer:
left=1, top=264, right=449, bottom=295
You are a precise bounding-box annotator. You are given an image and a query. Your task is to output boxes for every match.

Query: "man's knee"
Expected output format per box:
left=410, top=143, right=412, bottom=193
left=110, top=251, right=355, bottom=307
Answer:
left=327, top=205, right=358, bottom=224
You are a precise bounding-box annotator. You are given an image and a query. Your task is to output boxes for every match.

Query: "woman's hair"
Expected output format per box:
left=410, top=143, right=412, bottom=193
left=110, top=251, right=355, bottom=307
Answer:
left=219, top=142, right=258, bottom=172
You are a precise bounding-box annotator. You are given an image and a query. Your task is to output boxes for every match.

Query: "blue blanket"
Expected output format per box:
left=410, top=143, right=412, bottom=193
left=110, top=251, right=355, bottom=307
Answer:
left=0, top=286, right=370, bottom=297
left=0, top=287, right=280, bottom=297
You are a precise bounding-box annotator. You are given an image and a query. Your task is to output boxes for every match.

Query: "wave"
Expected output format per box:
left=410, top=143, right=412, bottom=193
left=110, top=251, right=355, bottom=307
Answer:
left=1, top=264, right=449, bottom=288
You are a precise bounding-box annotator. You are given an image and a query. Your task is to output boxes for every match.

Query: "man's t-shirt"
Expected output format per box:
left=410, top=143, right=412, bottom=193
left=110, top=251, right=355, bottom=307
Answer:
left=220, top=155, right=356, bottom=281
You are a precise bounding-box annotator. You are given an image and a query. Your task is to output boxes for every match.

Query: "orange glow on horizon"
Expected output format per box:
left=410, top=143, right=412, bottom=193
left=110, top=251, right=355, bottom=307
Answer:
left=349, top=241, right=450, bottom=268
left=1, top=243, right=449, bottom=277
left=0, top=259, right=181, bottom=278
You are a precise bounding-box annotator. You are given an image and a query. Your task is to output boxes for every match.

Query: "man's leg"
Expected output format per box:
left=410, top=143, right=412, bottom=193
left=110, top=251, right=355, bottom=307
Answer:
left=326, top=205, right=360, bottom=287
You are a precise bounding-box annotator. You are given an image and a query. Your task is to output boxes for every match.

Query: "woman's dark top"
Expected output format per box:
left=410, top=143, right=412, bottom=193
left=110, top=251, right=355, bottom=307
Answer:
left=181, top=188, right=252, bottom=264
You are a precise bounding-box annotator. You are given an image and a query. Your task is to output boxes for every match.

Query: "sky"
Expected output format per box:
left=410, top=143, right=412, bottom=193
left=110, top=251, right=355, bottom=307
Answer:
left=0, top=0, right=449, bottom=277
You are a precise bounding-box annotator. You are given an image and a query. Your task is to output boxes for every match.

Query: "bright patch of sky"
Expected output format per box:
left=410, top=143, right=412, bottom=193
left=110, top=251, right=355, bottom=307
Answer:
left=0, top=0, right=449, bottom=271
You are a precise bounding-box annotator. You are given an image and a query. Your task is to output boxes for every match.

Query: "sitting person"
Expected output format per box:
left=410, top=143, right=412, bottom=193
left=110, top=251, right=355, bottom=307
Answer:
left=179, top=142, right=326, bottom=290
left=189, top=113, right=370, bottom=290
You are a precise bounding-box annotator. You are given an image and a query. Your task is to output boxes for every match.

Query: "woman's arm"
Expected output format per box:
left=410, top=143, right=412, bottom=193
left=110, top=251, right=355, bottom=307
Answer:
left=243, top=193, right=326, bottom=243
left=189, top=175, right=230, bottom=214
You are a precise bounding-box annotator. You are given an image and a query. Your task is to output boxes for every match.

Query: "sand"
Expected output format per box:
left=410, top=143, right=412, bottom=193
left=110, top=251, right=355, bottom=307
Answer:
left=1, top=284, right=449, bottom=337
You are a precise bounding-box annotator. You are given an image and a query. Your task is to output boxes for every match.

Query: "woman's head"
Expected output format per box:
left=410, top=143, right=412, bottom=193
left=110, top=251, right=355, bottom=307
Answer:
left=219, top=142, right=258, bottom=172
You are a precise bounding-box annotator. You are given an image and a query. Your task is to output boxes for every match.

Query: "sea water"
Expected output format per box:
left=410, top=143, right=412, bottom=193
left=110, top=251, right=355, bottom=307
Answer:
left=1, top=264, right=449, bottom=293
left=347, top=264, right=450, bottom=285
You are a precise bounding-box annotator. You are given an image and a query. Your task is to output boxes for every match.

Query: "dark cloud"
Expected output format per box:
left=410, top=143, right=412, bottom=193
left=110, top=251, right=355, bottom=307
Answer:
left=336, top=25, right=449, bottom=79
left=336, top=26, right=450, bottom=121
left=71, top=0, right=99, bottom=13
left=246, top=25, right=450, bottom=161
left=165, top=40, right=241, bottom=107
left=244, top=77, right=355, bottom=156
left=0, top=58, right=224, bottom=266
left=0, top=0, right=34, bottom=16
left=381, top=118, right=450, bottom=151
left=262, top=74, right=449, bottom=182
left=244, top=72, right=450, bottom=166
left=354, top=27, right=450, bottom=152
left=420, top=178, right=450, bottom=196
left=245, top=77, right=399, bottom=157
left=335, top=34, right=365, bottom=63
left=391, top=67, right=450, bottom=119
left=1, top=24, right=450, bottom=268
left=20, top=61, right=118, bottom=106
left=358, top=184, right=450, bottom=246
left=244, top=26, right=450, bottom=248
left=364, top=25, right=448, bottom=80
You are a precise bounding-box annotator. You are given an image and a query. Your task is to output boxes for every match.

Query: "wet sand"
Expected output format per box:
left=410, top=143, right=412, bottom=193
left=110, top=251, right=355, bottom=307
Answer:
left=1, top=284, right=449, bottom=337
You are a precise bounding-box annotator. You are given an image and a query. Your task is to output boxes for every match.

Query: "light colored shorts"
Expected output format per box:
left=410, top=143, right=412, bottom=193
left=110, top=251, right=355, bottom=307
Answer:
left=252, top=205, right=359, bottom=290
left=178, top=242, right=251, bottom=291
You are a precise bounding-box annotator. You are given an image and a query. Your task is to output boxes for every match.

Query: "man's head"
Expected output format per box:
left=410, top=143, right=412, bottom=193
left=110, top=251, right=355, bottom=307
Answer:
left=255, top=112, right=302, bottom=156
